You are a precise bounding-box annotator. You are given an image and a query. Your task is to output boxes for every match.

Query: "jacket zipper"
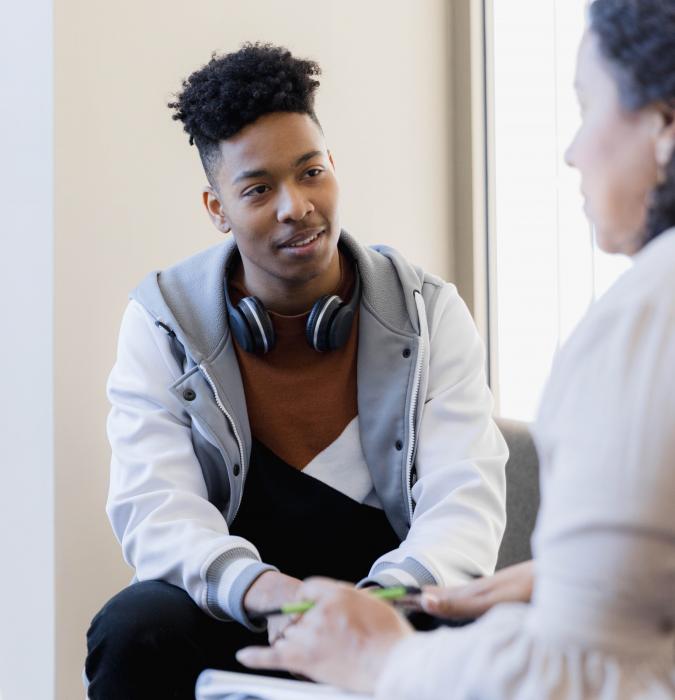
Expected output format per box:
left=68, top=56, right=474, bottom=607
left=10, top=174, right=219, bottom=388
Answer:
left=405, top=340, right=423, bottom=523
left=199, top=364, right=247, bottom=518
left=153, top=316, right=247, bottom=519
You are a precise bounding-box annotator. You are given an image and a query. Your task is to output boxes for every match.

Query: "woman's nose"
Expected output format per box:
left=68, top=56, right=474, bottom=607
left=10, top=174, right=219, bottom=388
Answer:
left=564, top=136, right=577, bottom=168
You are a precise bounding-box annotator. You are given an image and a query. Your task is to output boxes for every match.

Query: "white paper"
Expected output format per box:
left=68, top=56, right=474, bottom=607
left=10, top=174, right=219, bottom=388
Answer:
left=196, top=670, right=372, bottom=700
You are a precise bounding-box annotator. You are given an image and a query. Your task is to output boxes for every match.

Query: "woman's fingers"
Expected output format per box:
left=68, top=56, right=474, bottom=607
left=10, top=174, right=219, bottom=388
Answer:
left=236, top=645, right=284, bottom=670
left=238, top=579, right=413, bottom=694
left=421, top=582, right=492, bottom=619
left=421, top=561, right=535, bottom=620
left=238, top=634, right=310, bottom=675
left=267, top=613, right=295, bottom=645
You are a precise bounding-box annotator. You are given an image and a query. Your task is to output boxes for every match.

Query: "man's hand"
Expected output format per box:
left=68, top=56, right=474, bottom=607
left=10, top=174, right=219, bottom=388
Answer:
left=243, top=571, right=303, bottom=643
left=237, top=577, right=414, bottom=694
left=421, top=560, right=534, bottom=620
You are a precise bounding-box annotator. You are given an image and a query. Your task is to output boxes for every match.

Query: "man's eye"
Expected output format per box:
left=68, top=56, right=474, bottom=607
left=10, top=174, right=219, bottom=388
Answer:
left=243, top=185, right=270, bottom=197
left=304, top=168, right=323, bottom=178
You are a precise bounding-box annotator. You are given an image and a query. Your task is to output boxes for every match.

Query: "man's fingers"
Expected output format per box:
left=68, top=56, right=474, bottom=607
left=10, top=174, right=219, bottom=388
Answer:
left=297, top=577, right=349, bottom=600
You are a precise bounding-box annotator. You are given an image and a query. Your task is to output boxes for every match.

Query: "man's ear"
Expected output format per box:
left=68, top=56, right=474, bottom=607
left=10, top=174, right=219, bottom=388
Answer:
left=202, top=187, right=231, bottom=234
left=328, top=150, right=336, bottom=171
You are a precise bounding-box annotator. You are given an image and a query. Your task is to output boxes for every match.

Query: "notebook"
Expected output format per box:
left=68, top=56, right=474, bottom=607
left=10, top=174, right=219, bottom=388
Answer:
left=195, top=670, right=372, bottom=700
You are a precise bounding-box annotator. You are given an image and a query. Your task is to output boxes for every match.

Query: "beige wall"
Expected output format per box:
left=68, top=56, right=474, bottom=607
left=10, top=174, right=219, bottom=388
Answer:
left=54, top=1, right=454, bottom=697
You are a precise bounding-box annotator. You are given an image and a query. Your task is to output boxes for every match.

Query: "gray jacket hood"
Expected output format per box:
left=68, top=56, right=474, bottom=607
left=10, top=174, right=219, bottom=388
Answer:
left=132, top=230, right=426, bottom=366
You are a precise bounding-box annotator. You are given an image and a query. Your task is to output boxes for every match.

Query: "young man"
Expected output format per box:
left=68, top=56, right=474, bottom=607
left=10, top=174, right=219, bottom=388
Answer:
left=85, top=43, right=507, bottom=699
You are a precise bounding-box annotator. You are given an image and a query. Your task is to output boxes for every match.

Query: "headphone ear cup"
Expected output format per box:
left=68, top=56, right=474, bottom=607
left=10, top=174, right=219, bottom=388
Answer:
left=306, top=295, right=342, bottom=352
left=228, top=305, right=256, bottom=353
left=236, top=296, right=275, bottom=354
left=327, top=305, right=355, bottom=350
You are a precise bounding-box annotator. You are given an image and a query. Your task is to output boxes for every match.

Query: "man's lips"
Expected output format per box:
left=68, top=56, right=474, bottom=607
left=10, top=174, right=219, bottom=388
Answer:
left=277, top=227, right=325, bottom=248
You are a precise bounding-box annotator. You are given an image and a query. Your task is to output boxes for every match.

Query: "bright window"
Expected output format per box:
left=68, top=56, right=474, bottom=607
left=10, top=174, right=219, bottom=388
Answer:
left=488, top=0, right=630, bottom=421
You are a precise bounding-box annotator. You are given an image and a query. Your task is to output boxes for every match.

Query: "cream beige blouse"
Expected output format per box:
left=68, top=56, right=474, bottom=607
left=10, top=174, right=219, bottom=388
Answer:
left=377, top=229, right=675, bottom=699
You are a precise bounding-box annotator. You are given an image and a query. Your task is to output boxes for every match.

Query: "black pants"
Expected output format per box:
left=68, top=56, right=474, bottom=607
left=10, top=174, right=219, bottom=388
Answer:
left=85, top=580, right=277, bottom=700
left=87, top=442, right=404, bottom=699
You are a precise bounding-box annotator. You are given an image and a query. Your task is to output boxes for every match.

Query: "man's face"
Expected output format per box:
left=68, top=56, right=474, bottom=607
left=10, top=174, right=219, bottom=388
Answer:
left=206, top=112, right=340, bottom=290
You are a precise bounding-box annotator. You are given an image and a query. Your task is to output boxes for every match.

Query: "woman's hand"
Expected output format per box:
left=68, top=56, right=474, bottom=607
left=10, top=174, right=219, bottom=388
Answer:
left=237, top=577, right=414, bottom=694
left=421, top=560, right=534, bottom=620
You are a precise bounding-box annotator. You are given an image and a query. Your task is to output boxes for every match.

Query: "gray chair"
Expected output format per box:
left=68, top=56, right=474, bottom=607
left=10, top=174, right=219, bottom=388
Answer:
left=495, top=417, right=540, bottom=570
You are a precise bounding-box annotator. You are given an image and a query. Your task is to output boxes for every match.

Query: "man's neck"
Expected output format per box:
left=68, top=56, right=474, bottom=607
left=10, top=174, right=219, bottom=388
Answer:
left=238, top=250, right=342, bottom=315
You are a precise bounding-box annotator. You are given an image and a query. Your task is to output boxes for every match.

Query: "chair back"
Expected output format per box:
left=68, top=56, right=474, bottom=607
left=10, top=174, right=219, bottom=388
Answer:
left=495, top=417, right=540, bottom=570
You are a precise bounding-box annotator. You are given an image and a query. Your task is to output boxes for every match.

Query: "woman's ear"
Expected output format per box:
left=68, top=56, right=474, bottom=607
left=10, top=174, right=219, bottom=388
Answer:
left=202, top=187, right=231, bottom=234
left=654, top=105, right=675, bottom=181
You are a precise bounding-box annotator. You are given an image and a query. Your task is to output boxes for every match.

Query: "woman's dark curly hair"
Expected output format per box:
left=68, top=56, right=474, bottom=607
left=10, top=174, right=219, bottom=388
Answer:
left=169, top=43, right=321, bottom=184
left=589, top=0, right=675, bottom=245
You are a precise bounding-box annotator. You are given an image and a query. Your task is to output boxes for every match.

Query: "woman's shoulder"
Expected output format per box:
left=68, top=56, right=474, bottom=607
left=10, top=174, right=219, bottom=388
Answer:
left=625, top=228, right=675, bottom=302
left=536, top=230, right=675, bottom=452
left=570, top=229, right=675, bottom=349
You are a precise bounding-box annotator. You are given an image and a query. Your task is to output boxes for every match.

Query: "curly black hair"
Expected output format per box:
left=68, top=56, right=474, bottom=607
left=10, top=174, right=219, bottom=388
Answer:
left=589, top=0, right=675, bottom=245
left=169, top=42, right=321, bottom=184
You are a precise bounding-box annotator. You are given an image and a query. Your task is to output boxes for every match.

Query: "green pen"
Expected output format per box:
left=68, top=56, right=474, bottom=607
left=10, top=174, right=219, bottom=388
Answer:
left=255, top=585, right=422, bottom=619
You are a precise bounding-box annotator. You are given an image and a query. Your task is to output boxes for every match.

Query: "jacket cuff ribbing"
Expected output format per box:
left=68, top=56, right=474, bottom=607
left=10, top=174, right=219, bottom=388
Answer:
left=357, top=572, right=404, bottom=589
left=205, top=547, right=279, bottom=631
left=359, top=557, right=438, bottom=589
left=225, top=560, right=279, bottom=631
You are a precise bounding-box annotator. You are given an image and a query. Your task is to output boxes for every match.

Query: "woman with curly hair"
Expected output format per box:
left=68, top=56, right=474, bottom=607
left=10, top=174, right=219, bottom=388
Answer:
left=239, top=1, right=675, bottom=696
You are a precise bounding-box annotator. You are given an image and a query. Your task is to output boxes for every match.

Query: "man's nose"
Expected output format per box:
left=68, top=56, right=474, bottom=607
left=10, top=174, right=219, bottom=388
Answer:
left=277, top=184, right=314, bottom=222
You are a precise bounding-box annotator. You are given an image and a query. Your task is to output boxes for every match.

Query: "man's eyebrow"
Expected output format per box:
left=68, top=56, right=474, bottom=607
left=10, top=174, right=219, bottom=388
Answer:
left=231, top=151, right=325, bottom=185
left=232, top=168, right=269, bottom=185
left=294, top=150, right=323, bottom=166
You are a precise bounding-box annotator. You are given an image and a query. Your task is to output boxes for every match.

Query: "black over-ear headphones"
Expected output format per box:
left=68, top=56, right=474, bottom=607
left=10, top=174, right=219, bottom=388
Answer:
left=224, top=254, right=362, bottom=355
